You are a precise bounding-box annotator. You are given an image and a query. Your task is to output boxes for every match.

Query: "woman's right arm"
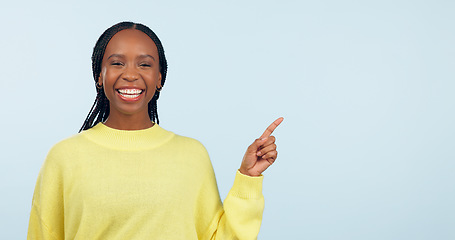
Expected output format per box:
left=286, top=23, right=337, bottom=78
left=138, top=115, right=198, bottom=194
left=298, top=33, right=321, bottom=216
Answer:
left=28, top=146, right=65, bottom=240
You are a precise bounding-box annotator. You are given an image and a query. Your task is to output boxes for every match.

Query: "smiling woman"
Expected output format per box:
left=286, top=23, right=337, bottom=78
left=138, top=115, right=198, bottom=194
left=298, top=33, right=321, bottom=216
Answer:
left=80, top=22, right=168, bottom=131
left=99, top=29, right=162, bottom=130
left=27, top=21, right=283, bottom=240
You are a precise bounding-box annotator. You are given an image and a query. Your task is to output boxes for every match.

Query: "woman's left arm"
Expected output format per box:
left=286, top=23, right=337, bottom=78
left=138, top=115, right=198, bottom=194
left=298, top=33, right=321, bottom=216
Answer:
left=206, top=117, right=284, bottom=240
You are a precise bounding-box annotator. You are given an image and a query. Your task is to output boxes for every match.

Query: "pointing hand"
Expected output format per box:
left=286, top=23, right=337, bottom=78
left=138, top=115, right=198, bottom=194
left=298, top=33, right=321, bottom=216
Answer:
left=239, top=117, right=284, bottom=177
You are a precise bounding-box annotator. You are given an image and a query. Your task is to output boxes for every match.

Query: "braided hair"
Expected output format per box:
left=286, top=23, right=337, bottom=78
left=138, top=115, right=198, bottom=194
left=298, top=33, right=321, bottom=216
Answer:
left=79, top=21, right=168, bottom=132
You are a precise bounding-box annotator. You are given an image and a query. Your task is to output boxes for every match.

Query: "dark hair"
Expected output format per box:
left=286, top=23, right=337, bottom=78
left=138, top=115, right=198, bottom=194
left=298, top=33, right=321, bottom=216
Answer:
left=79, top=21, right=168, bottom=132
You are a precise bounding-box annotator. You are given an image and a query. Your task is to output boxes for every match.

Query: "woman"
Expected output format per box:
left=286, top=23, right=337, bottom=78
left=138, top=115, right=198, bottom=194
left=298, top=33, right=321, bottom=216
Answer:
left=28, top=21, right=283, bottom=240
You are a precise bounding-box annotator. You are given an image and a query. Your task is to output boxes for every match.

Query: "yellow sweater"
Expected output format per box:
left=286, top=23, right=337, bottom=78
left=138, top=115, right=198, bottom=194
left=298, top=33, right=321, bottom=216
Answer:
left=28, top=123, right=264, bottom=240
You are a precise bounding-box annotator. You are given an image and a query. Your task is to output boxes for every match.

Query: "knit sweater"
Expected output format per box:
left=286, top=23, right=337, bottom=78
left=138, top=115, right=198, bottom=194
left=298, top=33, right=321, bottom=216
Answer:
left=28, top=123, right=264, bottom=240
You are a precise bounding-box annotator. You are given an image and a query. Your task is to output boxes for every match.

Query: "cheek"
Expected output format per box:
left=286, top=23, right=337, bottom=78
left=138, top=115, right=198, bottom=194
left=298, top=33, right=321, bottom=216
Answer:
left=102, top=70, right=121, bottom=87
left=145, top=72, right=160, bottom=87
left=145, top=78, right=157, bottom=95
left=100, top=71, right=118, bottom=101
left=100, top=66, right=107, bottom=79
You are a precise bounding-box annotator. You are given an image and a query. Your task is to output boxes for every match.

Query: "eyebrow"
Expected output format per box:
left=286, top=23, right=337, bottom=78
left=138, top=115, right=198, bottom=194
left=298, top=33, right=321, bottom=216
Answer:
left=107, top=54, right=156, bottom=61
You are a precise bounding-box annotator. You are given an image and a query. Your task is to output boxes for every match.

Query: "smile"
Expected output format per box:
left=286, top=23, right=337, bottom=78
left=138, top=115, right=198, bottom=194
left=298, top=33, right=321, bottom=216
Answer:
left=116, top=88, right=144, bottom=100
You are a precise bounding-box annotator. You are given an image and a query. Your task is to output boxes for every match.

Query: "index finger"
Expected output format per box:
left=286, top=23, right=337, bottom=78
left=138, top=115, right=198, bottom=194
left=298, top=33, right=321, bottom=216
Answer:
left=260, top=117, right=284, bottom=139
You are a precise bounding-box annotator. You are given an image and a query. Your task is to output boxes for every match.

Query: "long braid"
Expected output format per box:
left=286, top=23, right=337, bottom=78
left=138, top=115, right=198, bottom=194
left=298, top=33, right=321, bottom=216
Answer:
left=94, top=93, right=106, bottom=123
left=79, top=91, right=100, bottom=132
left=79, top=22, right=168, bottom=132
left=148, top=93, right=160, bottom=124
left=79, top=89, right=108, bottom=132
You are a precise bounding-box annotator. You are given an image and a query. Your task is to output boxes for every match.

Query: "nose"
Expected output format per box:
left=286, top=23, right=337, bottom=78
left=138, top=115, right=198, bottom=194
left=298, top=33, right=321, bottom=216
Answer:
left=122, top=65, right=139, bottom=82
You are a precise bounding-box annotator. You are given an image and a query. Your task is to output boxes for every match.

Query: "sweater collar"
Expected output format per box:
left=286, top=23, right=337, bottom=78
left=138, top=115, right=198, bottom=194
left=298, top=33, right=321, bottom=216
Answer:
left=81, top=122, right=175, bottom=150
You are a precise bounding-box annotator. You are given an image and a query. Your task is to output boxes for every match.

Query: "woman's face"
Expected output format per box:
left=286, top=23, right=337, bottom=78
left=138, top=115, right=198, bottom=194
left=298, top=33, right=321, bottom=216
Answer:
left=99, top=29, right=161, bottom=121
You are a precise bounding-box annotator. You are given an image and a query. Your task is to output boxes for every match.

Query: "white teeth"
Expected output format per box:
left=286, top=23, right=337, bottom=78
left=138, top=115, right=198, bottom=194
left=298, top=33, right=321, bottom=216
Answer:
left=118, top=89, right=143, bottom=94
left=117, top=88, right=142, bottom=99
left=122, top=94, right=140, bottom=98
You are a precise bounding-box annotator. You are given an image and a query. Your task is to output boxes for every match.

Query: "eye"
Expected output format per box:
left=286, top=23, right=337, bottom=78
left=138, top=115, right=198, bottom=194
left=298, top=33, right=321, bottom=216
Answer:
left=140, top=63, right=152, bottom=68
left=111, top=61, right=123, bottom=66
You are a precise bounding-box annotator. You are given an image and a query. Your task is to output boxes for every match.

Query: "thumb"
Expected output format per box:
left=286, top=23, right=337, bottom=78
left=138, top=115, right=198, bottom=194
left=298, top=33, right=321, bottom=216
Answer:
left=246, top=137, right=267, bottom=154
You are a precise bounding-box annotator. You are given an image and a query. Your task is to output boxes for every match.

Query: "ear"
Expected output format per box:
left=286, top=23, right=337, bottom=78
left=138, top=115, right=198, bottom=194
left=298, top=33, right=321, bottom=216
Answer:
left=157, top=73, right=162, bottom=88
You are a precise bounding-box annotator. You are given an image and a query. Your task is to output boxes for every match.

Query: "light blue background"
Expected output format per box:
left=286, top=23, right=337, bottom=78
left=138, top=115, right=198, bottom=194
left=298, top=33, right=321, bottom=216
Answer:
left=1, top=0, right=454, bottom=239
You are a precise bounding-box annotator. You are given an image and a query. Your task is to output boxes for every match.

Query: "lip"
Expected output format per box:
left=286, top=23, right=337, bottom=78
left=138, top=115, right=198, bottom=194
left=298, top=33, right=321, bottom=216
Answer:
left=115, top=87, right=144, bottom=102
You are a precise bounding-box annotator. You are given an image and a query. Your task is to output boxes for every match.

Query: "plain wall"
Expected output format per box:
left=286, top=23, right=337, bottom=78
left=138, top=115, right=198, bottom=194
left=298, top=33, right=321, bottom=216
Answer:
left=0, top=0, right=454, bottom=239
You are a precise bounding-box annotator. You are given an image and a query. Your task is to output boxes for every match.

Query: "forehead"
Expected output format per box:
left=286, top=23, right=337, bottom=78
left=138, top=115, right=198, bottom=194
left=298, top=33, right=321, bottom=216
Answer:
left=104, top=29, right=158, bottom=56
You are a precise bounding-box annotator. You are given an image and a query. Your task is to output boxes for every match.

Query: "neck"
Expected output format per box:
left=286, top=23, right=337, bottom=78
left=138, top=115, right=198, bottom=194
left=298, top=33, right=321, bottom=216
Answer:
left=104, top=112, right=154, bottom=130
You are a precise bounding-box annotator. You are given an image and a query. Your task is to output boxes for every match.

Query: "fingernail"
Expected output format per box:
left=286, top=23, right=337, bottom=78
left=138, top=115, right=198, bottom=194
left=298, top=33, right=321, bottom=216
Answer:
left=257, top=151, right=262, bottom=156
left=261, top=137, right=267, bottom=141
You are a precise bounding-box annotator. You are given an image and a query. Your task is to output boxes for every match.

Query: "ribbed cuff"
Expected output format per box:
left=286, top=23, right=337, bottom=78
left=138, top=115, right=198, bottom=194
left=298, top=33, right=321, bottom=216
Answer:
left=229, top=170, right=264, bottom=199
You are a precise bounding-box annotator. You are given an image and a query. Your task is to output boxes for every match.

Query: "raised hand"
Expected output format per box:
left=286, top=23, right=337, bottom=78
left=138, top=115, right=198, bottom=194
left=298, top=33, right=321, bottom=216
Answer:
left=239, top=117, right=284, bottom=177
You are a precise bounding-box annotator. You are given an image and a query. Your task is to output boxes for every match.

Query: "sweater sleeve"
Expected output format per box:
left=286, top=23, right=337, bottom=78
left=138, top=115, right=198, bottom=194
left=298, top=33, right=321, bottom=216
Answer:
left=27, top=146, right=65, bottom=240
left=198, top=170, right=265, bottom=240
